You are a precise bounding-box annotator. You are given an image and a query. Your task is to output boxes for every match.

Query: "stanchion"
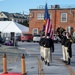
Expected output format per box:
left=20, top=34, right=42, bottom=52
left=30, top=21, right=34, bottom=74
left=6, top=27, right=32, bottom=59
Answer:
left=21, top=54, right=26, bottom=75
left=1, top=53, right=22, bottom=75
left=3, top=53, right=8, bottom=74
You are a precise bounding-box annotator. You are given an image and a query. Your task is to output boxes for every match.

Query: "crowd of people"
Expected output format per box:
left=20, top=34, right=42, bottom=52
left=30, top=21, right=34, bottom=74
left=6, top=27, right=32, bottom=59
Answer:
left=39, top=31, right=73, bottom=66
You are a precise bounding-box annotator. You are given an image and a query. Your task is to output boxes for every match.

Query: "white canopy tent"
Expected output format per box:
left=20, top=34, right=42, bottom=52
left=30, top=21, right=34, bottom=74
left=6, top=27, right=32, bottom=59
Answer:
left=0, top=21, right=29, bottom=46
left=0, top=21, right=29, bottom=39
left=0, top=21, right=29, bottom=36
left=0, top=21, right=11, bottom=32
left=0, top=21, right=29, bottom=33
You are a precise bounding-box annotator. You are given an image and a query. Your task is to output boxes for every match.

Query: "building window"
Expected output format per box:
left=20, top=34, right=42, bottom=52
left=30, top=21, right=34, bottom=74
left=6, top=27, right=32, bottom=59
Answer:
left=32, top=28, right=38, bottom=35
left=61, top=13, right=67, bottom=22
left=37, top=13, right=51, bottom=20
left=37, top=14, right=44, bottom=20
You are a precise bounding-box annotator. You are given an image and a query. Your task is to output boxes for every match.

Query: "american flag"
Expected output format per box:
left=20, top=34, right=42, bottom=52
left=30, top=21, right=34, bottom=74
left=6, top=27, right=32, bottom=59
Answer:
left=44, top=3, right=53, bottom=39
left=51, top=5, right=55, bottom=9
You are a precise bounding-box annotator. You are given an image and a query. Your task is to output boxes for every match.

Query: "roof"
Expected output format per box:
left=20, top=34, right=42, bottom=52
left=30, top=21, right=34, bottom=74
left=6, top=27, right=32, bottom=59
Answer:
left=1, top=12, right=9, bottom=18
left=1, top=12, right=29, bottom=19
left=29, top=8, right=75, bottom=11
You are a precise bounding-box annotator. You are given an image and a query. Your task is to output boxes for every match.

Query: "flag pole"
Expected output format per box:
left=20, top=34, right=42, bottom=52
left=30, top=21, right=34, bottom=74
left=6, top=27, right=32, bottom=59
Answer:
left=46, top=0, right=47, bottom=3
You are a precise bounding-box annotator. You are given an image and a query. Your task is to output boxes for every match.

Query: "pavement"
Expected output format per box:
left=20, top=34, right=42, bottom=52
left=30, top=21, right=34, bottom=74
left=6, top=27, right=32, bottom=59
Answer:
left=0, top=42, right=75, bottom=75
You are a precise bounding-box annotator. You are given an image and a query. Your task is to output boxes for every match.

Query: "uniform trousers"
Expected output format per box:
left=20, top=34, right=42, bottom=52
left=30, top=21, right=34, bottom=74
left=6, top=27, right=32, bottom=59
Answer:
left=62, top=45, right=66, bottom=61
left=44, top=47, right=51, bottom=63
left=65, top=47, right=70, bottom=62
left=40, top=46, right=44, bottom=58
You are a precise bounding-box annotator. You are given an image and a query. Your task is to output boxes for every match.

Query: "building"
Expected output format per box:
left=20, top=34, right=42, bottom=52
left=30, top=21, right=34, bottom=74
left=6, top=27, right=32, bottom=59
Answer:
left=0, top=12, right=9, bottom=21
left=0, top=12, right=29, bottom=23
left=29, top=5, right=75, bottom=35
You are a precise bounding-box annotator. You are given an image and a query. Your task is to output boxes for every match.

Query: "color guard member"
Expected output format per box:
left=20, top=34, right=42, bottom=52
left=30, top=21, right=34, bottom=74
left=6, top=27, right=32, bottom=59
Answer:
left=64, top=32, right=73, bottom=65
left=61, top=32, right=67, bottom=62
left=43, top=33, right=54, bottom=66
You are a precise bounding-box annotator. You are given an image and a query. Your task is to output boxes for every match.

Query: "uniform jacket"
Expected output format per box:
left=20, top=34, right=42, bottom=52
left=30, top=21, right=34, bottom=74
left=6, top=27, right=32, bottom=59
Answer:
left=61, top=35, right=67, bottom=45
left=39, top=37, right=45, bottom=46
left=43, top=37, right=54, bottom=49
left=64, top=38, right=72, bottom=58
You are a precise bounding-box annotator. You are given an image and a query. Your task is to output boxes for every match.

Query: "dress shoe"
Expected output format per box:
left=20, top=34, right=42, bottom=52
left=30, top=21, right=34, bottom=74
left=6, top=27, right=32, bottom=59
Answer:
left=47, top=62, right=50, bottom=66
left=45, top=61, right=47, bottom=65
left=41, top=56, right=43, bottom=60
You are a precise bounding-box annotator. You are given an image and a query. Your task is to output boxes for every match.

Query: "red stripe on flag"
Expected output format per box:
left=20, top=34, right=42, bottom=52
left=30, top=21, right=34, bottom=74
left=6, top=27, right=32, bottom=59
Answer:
left=45, top=19, right=50, bottom=33
left=45, top=19, right=53, bottom=39
left=47, top=19, right=50, bottom=33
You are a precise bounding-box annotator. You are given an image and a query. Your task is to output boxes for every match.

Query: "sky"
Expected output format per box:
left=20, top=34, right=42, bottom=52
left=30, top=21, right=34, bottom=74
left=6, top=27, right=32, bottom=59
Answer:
left=0, top=0, right=75, bottom=14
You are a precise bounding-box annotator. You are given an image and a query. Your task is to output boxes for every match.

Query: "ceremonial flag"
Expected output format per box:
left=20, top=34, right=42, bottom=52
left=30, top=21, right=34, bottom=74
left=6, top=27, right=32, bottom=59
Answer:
left=44, top=3, right=53, bottom=39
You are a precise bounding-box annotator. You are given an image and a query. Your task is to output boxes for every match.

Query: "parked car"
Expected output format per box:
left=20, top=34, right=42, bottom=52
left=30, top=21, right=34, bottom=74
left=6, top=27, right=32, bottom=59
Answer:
left=53, top=34, right=61, bottom=43
left=33, top=34, right=41, bottom=42
left=16, top=36, right=21, bottom=41
left=21, top=34, right=33, bottom=42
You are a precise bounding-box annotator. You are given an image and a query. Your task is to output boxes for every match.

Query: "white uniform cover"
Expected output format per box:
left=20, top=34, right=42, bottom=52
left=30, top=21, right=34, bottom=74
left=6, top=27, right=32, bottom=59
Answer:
left=0, top=21, right=29, bottom=33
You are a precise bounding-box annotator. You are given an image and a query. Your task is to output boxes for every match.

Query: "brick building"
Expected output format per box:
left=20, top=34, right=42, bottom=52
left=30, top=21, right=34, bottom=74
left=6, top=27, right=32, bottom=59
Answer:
left=29, top=5, right=75, bottom=35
